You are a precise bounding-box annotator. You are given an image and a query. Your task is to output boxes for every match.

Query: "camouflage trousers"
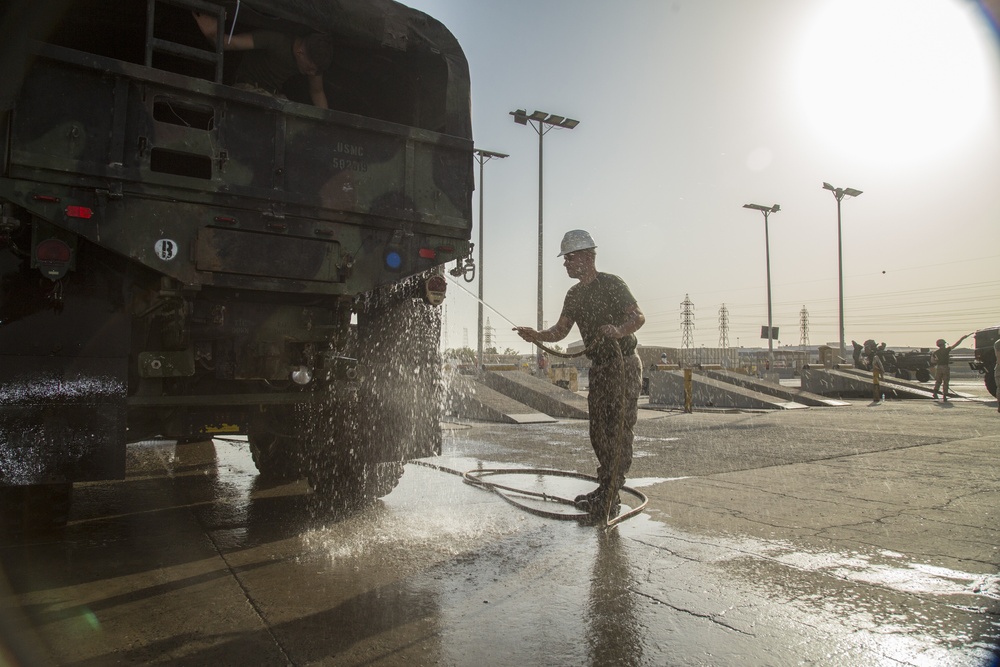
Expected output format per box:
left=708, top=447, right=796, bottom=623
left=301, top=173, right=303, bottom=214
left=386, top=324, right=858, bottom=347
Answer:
left=587, top=353, right=642, bottom=493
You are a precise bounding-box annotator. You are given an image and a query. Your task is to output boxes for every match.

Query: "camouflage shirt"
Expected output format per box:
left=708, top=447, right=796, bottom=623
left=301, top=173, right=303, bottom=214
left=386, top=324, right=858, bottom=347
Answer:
left=561, top=272, right=638, bottom=364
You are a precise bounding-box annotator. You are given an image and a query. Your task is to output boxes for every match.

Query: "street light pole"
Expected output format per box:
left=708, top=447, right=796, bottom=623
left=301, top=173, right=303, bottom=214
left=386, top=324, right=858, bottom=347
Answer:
left=743, top=203, right=781, bottom=368
left=822, top=182, right=863, bottom=363
left=473, top=148, right=508, bottom=371
left=509, top=109, right=579, bottom=370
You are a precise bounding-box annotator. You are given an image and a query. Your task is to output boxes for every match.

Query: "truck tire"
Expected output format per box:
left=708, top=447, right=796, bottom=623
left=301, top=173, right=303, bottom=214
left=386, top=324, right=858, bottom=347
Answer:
left=303, top=402, right=407, bottom=509
left=269, top=279, right=443, bottom=509
left=300, top=380, right=403, bottom=512
left=306, top=456, right=404, bottom=509
left=248, top=406, right=309, bottom=482
left=308, top=280, right=442, bottom=507
left=916, top=368, right=931, bottom=383
left=246, top=399, right=390, bottom=510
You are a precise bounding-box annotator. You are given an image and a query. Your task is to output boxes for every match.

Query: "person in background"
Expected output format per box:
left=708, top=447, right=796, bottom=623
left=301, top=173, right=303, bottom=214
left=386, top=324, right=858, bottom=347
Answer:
left=994, top=338, right=1000, bottom=413
left=193, top=11, right=332, bottom=108
left=851, top=340, right=864, bottom=369
left=514, top=230, right=645, bottom=523
left=931, top=333, right=972, bottom=401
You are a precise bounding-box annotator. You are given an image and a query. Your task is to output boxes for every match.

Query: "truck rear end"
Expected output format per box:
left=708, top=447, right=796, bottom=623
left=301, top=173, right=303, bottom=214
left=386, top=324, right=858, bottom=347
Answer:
left=970, top=326, right=999, bottom=397
left=0, top=0, right=474, bottom=527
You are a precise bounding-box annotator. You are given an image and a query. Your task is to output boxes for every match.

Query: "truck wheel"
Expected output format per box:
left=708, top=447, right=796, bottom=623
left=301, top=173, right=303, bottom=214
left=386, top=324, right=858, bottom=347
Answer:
left=306, top=458, right=405, bottom=508
left=248, top=406, right=309, bottom=482
left=307, top=279, right=442, bottom=508
left=302, top=396, right=407, bottom=507
left=986, top=371, right=997, bottom=398
left=916, top=368, right=931, bottom=383
left=0, top=483, right=72, bottom=534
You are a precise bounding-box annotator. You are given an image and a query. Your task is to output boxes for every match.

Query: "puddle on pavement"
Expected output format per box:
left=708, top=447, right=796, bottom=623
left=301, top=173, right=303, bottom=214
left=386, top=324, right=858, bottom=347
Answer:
left=195, top=436, right=998, bottom=666
left=300, top=461, right=531, bottom=565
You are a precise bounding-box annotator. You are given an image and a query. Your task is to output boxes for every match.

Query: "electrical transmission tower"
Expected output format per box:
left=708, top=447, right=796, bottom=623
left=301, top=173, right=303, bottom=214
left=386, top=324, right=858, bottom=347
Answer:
left=799, top=306, right=810, bottom=348
left=718, top=303, right=730, bottom=348
left=462, top=327, right=469, bottom=349
left=680, top=294, right=695, bottom=356
left=484, top=317, right=495, bottom=351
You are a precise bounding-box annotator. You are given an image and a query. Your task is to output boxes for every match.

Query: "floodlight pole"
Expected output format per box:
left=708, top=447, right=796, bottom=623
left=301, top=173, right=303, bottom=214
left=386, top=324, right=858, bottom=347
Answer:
left=822, top=182, right=863, bottom=363
left=509, top=109, right=580, bottom=371
left=743, top=203, right=781, bottom=367
left=473, top=148, right=508, bottom=371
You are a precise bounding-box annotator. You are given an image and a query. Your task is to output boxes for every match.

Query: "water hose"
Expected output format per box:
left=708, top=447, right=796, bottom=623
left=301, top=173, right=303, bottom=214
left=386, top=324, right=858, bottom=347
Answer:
left=412, top=461, right=648, bottom=528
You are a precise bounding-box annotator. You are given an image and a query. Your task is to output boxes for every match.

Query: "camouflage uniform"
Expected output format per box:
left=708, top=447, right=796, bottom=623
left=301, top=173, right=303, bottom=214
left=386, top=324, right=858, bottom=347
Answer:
left=561, top=273, right=642, bottom=497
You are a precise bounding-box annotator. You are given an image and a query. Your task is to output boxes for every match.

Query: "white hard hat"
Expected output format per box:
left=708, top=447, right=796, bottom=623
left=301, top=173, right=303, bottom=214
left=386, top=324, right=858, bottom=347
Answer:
left=557, top=229, right=597, bottom=257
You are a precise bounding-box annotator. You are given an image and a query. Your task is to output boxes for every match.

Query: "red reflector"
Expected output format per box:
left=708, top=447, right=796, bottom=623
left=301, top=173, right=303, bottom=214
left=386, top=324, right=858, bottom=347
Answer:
left=214, top=216, right=238, bottom=224
left=418, top=248, right=436, bottom=259
left=32, top=194, right=60, bottom=203
left=65, top=205, right=93, bottom=219
left=426, top=275, right=447, bottom=292
left=36, top=239, right=72, bottom=263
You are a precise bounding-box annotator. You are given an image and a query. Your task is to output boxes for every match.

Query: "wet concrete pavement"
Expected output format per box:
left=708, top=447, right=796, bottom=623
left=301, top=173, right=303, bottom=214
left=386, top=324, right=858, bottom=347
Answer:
left=2, top=381, right=998, bottom=666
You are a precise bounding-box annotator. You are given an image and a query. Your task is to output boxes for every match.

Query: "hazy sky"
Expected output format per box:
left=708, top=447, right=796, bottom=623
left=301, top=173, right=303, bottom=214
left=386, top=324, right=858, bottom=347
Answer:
left=404, top=0, right=1000, bottom=353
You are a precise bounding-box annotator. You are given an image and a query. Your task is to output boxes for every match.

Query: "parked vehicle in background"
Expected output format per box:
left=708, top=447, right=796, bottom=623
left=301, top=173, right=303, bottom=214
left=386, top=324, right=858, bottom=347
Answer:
left=885, top=349, right=934, bottom=383
left=0, top=0, right=474, bottom=528
left=852, top=340, right=933, bottom=382
left=970, top=326, right=999, bottom=397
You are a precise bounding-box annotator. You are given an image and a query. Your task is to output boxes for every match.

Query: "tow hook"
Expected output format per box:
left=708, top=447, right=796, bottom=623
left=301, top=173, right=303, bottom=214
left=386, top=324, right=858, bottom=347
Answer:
left=449, top=248, right=476, bottom=283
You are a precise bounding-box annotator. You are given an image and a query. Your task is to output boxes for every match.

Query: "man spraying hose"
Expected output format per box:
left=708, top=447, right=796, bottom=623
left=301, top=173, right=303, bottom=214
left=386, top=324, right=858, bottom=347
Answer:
left=514, top=230, right=646, bottom=523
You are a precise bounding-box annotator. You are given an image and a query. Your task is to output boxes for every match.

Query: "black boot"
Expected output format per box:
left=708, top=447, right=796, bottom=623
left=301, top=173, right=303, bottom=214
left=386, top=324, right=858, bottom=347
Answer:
left=577, top=488, right=621, bottom=523
left=574, top=485, right=606, bottom=509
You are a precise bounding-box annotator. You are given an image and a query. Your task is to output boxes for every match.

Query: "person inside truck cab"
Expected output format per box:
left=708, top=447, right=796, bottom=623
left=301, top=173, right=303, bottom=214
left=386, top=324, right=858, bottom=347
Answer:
left=193, top=11, right=332, bottom=109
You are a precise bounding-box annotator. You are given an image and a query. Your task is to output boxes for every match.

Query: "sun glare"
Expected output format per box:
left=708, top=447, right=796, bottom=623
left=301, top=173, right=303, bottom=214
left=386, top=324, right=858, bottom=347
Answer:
left=794, top=0, right=993, bottom=166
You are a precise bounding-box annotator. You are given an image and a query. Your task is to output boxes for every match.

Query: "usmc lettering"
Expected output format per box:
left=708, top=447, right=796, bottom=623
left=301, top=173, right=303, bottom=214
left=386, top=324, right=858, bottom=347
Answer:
left=334, top=142, right=365, bottom=157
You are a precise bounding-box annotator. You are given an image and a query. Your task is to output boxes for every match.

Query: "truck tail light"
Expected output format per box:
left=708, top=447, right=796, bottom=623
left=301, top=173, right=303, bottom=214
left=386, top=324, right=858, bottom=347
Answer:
left=65, top=205, right=93, bottom=219
left=35, top=238, right=73, bottom=279
left=36, top=239, right=72, bottom=263
left=424, top=274, right=447, bottom=305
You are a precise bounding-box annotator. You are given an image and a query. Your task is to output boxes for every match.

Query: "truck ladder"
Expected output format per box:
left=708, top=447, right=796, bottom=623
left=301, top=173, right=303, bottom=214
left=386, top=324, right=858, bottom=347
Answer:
left=145, top=0, right=226, bottom=83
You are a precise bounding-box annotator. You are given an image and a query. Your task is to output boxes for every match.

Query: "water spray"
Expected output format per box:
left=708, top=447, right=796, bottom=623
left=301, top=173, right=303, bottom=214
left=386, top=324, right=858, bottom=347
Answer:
left=445, top=275, right=588, bottom=359
left=445, top=274, right=519, bottom=328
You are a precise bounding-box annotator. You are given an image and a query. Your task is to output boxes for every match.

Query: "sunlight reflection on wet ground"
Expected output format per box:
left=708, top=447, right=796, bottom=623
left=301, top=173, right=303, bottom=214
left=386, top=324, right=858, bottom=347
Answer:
left=283, top=442, right=998, bottom=667
left=4, top=393, right=997, bottom=666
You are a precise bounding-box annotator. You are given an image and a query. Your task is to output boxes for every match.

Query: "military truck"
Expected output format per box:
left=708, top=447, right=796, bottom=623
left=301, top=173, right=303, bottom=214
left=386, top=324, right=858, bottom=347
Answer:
left=970, top=326, right=999, bottom=397
left=0, top=0, right=474, bottom=527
